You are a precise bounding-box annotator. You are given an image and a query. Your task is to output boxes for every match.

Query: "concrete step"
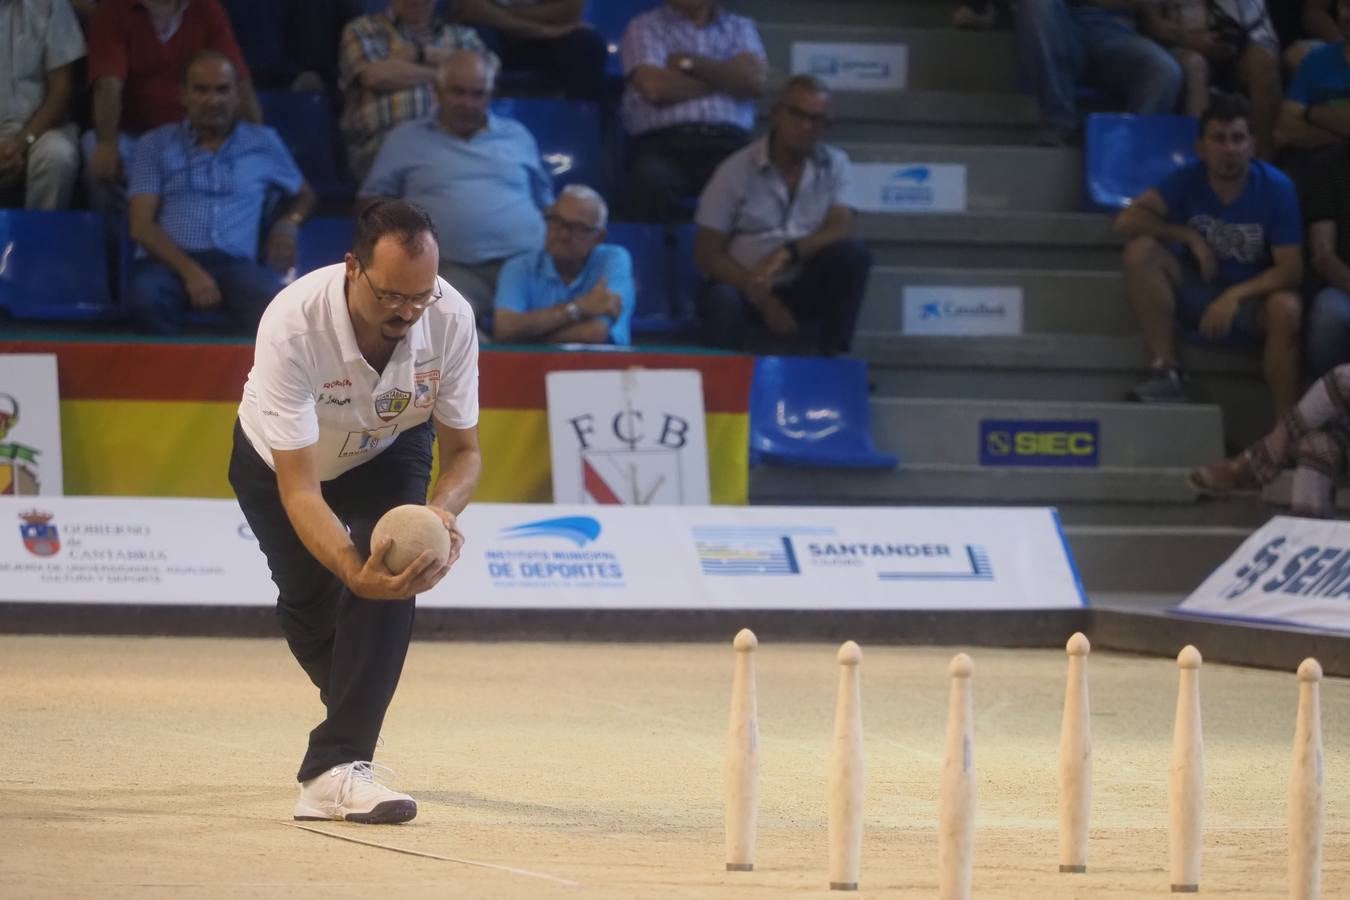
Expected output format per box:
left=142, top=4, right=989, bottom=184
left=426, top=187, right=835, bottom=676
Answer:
left=750, top=462, right=1200, bottom=506
left=854, top=334, right=1273, bottom=450
left=1064, top=525, right=1248, bottom=594
left=726, top=0, right=952, bottom=28
left=841, top=142, right=1081, bottom=212
left=759, top=91, right=1043, bottom=144
left=759, top=24, right=1015, bottom=94
left=859, top=266, right=1131, bottom=335
left=871, top=397, right=1224, bottom=467
left=858, top=211, right=1120, bottom=269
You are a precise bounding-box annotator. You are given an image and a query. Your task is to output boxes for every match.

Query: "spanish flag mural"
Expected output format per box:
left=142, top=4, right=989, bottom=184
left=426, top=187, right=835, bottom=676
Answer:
left=0, top=340, right=752, bottom=504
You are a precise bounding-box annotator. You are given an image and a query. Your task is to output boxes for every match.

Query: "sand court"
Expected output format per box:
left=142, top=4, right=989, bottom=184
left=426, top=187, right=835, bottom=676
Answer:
left=2, top=635, right=1348, bottom=898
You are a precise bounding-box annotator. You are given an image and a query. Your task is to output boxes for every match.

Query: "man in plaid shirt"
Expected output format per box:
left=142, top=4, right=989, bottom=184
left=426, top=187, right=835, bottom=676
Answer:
left=339, top=0, right=484, bottom=180
left=620, top=0, right=767, bottom=223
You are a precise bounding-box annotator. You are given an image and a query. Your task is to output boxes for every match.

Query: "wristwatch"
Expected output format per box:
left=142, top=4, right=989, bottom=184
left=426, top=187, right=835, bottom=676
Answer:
left=22, top=132, right=36, bottom=150
left=678, top=54, right=694, bottom=73
left=565, top=301, right=582, bottom=322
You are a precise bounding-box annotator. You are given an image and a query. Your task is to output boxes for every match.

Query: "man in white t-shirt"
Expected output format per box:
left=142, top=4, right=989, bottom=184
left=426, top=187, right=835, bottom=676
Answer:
left=229, top=199, right=481, bottom=824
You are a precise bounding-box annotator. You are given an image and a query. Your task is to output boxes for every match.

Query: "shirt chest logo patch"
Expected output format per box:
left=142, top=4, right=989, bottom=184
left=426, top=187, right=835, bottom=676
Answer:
left=340, top=424, right=399, bottom=458
left=374, top=387, right=412, bottom=421
left=413, top=370, right=440, bottom=409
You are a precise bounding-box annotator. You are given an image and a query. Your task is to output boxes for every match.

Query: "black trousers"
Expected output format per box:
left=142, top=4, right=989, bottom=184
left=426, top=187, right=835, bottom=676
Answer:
left=228, top=418, right=434, bottom=782
left=624, top=124, right=750, bottom=223
left=696, top=239, right=873, bottom=355
left=493, top=26, right=609, bottom=101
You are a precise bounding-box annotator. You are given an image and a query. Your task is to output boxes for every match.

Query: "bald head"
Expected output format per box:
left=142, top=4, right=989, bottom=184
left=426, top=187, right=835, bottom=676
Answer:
left=435, top=49, right=498, bottom=138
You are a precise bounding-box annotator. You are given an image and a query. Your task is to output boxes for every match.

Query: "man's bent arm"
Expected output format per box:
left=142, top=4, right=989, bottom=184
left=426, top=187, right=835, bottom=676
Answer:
left=273, top=444, right=365, bottom=584
left=1223, top=245, right=1304, bottom=302
left=430, top=421, right=481, bottom=515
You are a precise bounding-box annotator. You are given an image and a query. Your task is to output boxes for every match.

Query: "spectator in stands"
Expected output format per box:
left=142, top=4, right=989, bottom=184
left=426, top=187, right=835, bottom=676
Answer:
left=1016, top=0, right=1182, bottom=145
left=492, top=185, right=634, bottom=345
left=1287, top=0, right=1340, bottom=71
left=456, top=0, right=607, bottom=102
left=1301, top=150, right=1350, bottom=377
left=339, top=0, right=485, bottom=181
left=1116, top=95, right=1302, bottom=418
left=84, top=0, right=260, bottom=212
left=693, top=75, right=870, bottom=356
left=0, top=0, right=85, bottom=211
left=1188, top=366, right=1350, bottom=518
left=1276, top=0, right=1350, bottom=157
left=126, top=51, right=314, bottom=334
left=620, top=0, right=767, bottom=223
left=1142, top=0, right=1282, bottom=159
left=360, top=49, right=552, bottom=324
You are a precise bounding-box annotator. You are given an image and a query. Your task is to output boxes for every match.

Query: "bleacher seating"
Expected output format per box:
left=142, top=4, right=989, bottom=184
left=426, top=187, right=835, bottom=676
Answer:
left=749, top=356, right=897, bottom=469
left=0, top=211, right=118, bottom=321
left=258, top=91, right=349, bottom=202
left=584, top=0, right=663, bottom=74
left=492, top=98, right=606, bottom=195
left=1084, top=114, right=1197, bottom=213
left=606, top=222, right=681, bottom=337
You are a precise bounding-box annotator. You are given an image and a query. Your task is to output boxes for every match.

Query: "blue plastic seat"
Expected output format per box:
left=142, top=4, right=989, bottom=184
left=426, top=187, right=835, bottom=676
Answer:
left=671, top=223, right=700, bottom=325
left=259, top=91, right=350, bottom=200
left=584, top=0, right=665, bottom=74
left=1084, top=113, right=1197, bottom=212
left=750, top=356, right=897, bottom=469
left=296, top=216, right=356, bottom=273
left=605, top=221, right=675, bottom=335
left=492, top=98, right=604, bottom=192
left=0, top=210, right=118, bottom=321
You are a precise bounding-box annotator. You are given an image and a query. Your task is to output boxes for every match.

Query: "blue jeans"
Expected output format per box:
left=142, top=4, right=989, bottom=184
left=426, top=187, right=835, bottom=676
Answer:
left=1016, top=0, right=1182, bottom=133
left=1306, top=286, right=1350, bottom=378
left=126, top=249, right=282, bottom=335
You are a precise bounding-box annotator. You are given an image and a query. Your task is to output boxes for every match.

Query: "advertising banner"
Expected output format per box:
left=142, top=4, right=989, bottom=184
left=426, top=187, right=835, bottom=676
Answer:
left=902, top=287, right=1024, bottom=336
left=0, top=353, right=62, bottom=495
left=789, top=41, right=908, bottom=91
left=1, top=498, right=1085, bottom=610
left=845, top=163, right=967, bottom=213
left=1179, top=516, right=1350, bottom=632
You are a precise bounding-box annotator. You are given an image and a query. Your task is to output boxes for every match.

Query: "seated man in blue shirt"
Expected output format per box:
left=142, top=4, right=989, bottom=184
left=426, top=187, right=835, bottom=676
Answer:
left=1116, top=93, right=1303, bottom=418
left=359, top=48, right=554, bottom=325
left=1276, top=0, right=1350, bottom=154
left=127, top=50, right=314, bottom=334
left=492, top=184, right=635, bottom=345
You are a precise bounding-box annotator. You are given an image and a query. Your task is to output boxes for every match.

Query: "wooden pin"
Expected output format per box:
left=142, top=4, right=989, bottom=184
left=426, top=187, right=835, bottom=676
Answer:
left=1289, top=657, right=1324, bottom=900
left=828, top=641, right=864, bottom=891
left=939, top=653, right=975, bottom=900
left=1059, top=632, right=1091, bottom=874
left=725, top=628, right=759, bottom=873
left=1169, top=645, right=1204, bottom=893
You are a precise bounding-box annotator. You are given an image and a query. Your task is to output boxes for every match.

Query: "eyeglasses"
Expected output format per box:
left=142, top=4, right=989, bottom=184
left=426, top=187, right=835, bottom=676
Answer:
left=545, top=213, right=600, bottom=239
left=782, top=103, right=831, bottom=129
left=358, top=264, right=443, bottom=310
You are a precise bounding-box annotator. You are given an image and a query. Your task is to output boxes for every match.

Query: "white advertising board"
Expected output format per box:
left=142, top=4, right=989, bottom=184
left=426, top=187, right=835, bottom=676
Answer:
left=902, top=287, right=1024, bottom=336
left=0, top=498, right=1085, bottom=611
left=845, top=163, right=967, bottom=213
left=546, top=369, right=710, bottom=505
left=790, top=41, right=908, bottom=91
left=1178, top=515, right=1350, bottom=633
left=0, top=353, right=63, bottom=495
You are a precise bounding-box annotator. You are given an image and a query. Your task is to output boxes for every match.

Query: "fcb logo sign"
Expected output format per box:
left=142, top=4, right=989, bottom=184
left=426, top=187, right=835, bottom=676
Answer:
left=18, top=508, right=60, bottom=557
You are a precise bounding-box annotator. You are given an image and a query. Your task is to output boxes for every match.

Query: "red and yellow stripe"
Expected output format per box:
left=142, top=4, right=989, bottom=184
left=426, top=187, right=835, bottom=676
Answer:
left=0, top=341, right=752, bottom=504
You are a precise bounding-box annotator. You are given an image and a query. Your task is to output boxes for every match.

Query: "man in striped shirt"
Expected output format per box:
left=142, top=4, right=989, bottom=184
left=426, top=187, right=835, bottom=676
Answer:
left=620, top=0, right=767, bottom=223
left=338, top=0, right=484, bottom=180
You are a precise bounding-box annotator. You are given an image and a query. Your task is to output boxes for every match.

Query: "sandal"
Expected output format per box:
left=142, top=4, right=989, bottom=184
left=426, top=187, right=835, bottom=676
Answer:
left=1186, top=458, right=1260, bottom=497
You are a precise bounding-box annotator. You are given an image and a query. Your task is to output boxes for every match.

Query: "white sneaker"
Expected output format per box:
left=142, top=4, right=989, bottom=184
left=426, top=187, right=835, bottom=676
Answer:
left=293, top=761, right=417, bottom=824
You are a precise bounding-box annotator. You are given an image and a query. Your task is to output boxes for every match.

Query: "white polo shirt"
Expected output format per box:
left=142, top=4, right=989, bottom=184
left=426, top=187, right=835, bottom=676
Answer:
left=238, top=263, right=480, bottom=481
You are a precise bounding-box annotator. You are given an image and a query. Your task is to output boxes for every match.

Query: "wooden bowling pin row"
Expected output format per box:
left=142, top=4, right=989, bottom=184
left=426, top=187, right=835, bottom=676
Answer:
left=723, top=629, right=1326, bottom=898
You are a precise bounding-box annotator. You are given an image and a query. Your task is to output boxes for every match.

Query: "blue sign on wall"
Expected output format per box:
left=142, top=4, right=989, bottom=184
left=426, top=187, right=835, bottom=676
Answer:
left=979, top=420, right=1100, bottom=468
